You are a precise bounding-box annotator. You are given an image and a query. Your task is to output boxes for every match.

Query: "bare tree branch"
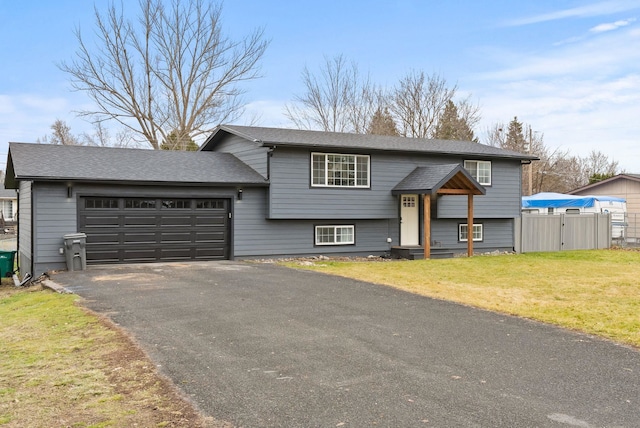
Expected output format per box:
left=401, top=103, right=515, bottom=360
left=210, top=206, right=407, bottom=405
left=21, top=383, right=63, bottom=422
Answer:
left=284, top=55, right=378, bottom=133
left=389, top=71, right=457, bottom=138
left=59, top=0, right=268, bottom=149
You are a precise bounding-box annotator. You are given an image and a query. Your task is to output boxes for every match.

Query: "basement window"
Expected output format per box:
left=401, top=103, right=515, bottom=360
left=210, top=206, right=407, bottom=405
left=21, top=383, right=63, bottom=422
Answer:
left=315, top=225, right=355, bottom=245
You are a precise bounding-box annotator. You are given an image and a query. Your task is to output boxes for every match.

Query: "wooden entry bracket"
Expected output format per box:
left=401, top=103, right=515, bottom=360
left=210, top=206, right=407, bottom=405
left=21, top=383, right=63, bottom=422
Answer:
left=423, top=194, right=431, bottom=259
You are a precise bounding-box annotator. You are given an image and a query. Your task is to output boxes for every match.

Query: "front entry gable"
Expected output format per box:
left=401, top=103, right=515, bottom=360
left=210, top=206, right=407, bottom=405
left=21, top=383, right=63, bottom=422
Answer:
left=392, top=164, right=486, bottom=259
left=391, top=164, right=485, bottom=196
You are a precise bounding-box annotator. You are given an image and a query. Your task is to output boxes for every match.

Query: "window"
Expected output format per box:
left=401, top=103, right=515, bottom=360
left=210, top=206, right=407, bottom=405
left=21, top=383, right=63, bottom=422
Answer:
left=459, top=223, right=483, bottom=242
left=311, top=153, right=370, bottom=188
left=315, top=225, right=355, bottom=245
left=402, top=196, right=416, bottom=207
left=464, top=160, right=491, bottom=185
left=196, top=200, right=225, bottom=209
left=125, top=199, right=156, bottom=209
left=85, top=198, right=119, bottom=209
left=161, top=199, right=190, bottom=209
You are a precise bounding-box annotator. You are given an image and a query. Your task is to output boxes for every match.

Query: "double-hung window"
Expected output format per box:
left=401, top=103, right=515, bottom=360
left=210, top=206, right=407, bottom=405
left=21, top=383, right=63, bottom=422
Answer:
left=312, top=152, right=370, bottom=188
left=464, top=160, right=491, bottom=186
left=459, top=223, right=483, bottom=242
left=315, top=225, right=355, bottom=245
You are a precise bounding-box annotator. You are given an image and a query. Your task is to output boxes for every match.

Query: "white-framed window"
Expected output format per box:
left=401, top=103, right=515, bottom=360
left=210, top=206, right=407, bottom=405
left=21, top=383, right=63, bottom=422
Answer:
left=459, top=223, right=483, bottom=242
left=311, top=152, right=370, bottom=188
left=464, top=160, right=491, bottom=186
left=315, top=225, right=355, bottom=245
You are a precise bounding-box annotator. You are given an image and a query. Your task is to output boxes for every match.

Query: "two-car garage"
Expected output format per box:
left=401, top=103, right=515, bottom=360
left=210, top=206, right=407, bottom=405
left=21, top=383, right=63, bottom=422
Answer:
left=79, top=197, right=231, bottom=264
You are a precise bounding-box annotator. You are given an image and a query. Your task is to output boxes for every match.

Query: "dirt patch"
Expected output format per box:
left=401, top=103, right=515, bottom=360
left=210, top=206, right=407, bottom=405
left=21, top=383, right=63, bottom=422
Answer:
left=95, top=313, right=232, bottom=427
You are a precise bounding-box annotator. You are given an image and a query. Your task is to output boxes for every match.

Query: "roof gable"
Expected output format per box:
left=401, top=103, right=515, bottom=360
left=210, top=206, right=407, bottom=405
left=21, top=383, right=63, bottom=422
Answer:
left=568, top=174, right=640, bottom=194
left=392, top=164, right=486, bottom=196
left=5, top=143, right=267, bottom=188
left=202, top=124, right=538, bottom=161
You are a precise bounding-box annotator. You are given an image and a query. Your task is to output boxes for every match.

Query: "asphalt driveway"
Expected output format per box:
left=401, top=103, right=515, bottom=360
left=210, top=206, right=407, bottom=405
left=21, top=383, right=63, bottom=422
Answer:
left=52, top=261, right=640, bottom=427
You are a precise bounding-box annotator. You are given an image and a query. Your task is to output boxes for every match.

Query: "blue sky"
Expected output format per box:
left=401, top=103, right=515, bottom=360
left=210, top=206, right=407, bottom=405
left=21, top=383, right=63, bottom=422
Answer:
left=1, top=0, right=639, bottom=172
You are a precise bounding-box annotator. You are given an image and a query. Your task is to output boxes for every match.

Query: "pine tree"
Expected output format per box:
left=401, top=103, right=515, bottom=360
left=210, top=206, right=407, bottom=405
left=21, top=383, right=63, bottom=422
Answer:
left=367, top=107, right=399, bottom=136
left=433, top=100, right=477, bottom=142
left=503, top=116, right=526, bottom=151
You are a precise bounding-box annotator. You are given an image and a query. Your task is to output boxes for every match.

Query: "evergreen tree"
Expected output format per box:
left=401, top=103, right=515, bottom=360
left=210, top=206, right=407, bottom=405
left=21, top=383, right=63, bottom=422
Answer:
left=160, top=131, right=199, bottom=151
left=503, top=116, right=527, bottom=152
left=433, top=100, right=477, bottom=142
left=367, top=107, right=399, bottom=136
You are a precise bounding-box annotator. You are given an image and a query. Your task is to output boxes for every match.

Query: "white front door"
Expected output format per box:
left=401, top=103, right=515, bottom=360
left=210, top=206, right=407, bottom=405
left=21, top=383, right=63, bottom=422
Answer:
left=400, top=194, right=419, bottom=246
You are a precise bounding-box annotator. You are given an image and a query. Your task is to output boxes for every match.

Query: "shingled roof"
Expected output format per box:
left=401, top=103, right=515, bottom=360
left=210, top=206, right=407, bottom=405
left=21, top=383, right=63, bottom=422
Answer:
left=202, top=125, right=538, bottom=161
left=5, top=143, right=268, bottom=189
left=392, top=164, right=486, bottom=195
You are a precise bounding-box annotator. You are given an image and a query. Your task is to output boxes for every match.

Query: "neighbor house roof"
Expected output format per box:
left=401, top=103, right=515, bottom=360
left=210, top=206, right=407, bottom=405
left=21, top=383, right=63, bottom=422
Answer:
left=202, top=125, right=539, bottom=161
left=568, top=174, right=640, bottom=194
left=392, top=164, right=486, bottom=195
left=4, top=143, right=268, bottom=189
left=0, top=188, right=17, bottom=199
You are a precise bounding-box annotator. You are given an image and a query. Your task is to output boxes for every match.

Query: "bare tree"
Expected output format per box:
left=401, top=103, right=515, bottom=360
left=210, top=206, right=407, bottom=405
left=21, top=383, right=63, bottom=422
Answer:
left=82, top=120, right=139, bottom=148
left=581, top=150, right=620, bottom=183
left=285, top=55, right=379, bottom=133
left=389, top=71, right=457, bottom=138
left=49, top=119, right=81, bottom=145
left=59, top=0, right=268, bottom=149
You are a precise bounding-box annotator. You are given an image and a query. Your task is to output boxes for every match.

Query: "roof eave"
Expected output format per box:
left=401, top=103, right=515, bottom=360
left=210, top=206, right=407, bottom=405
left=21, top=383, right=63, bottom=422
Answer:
left=10, top=176, right=269, bottom=187
left=262, top=141, right=536, bottom=160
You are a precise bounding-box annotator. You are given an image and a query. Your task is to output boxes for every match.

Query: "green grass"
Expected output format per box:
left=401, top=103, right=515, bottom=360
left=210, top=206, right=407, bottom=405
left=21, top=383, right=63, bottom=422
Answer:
left=283, top=249, right=640, bottom=348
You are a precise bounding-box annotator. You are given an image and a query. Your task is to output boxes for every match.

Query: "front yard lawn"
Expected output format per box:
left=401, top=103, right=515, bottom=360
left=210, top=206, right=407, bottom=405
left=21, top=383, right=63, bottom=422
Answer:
left=284, top=249, right=640, bottom=348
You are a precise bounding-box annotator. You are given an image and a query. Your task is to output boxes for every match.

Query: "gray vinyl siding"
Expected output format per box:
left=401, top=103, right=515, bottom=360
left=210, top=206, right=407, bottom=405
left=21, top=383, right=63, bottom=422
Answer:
left=32, top=182, right=77, bottom=275
left=431, top=218, right=515, bottom=253
left=212, top=135, right=269, bottom=178
left=437, top=159, right=522, bottom=218
left=17, top=181, right=32, bottom=277
left=234, top=187, right=399, bottom=257
left=268, top=148, right=523, bottom=220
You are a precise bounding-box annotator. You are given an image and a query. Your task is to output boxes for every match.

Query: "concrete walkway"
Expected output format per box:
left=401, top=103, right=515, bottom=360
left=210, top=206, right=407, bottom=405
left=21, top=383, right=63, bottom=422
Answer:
left=52, top=261, right=640, bottom=427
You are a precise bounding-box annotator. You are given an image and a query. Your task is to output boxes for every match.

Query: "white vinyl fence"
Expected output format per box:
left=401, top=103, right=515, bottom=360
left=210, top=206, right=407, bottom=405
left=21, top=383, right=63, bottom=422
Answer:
left=515, top=213, right=611, bottom=253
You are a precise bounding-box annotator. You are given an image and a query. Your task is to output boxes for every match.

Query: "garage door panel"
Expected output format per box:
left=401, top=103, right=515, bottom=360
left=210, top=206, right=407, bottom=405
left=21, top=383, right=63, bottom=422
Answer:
left=159, top=248, right=193, bottom=260
left=122, top=249, right=158, bottom=261
left=161, top=216, right=193, bottom=226
left=87, top=233, right=120, bottom=245
left=83, top=215, right=121, bottom=228
left=86, top=249, right=120, bottom=263
left=124, top=233, right=156, bottom=244
left=195, top=247, right=227, bottom=259
left=80, top=197, right=230, bottom=264
left=195, top=215, right=227, bottom=226
left=124, top=216, right=158, bottom=227
left=161, top=232, right=192, bottom=242
left=195, top=231, right=226, bottom=242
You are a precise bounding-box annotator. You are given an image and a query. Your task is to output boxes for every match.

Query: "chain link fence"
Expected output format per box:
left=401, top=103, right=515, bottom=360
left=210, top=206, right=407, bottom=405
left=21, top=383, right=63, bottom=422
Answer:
left=617, top=213, right=640, bottom=247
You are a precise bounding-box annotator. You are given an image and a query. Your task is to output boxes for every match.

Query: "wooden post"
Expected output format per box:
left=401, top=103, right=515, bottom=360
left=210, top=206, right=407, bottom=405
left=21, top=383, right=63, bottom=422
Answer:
left=423, top=194, right=431, bottom=259
left=467, top=194, right=474, bottom=257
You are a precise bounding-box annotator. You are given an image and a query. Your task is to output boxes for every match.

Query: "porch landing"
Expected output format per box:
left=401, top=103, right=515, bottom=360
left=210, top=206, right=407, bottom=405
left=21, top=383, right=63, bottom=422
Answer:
left=390, top=246, right=454, bottom=260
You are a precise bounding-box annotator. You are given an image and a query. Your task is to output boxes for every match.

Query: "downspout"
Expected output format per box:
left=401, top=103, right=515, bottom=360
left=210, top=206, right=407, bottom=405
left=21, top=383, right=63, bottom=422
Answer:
left=266, top=145, right=275, bottom=180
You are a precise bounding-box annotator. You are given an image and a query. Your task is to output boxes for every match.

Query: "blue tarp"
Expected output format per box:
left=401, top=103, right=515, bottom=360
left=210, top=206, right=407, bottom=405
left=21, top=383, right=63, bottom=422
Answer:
left=522, top=192, right=625, bottom=209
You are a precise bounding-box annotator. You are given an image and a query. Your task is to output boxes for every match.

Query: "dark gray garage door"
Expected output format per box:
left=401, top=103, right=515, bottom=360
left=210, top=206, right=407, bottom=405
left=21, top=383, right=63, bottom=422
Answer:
left=79, top=197, right=230, bottom=263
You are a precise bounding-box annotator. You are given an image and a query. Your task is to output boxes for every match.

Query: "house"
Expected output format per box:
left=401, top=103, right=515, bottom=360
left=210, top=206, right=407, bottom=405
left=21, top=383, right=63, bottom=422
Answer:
left=0, top=188, right=17, bottom=224
left=4, top=125, right=536, bottom=278
left=569, top=174, right=640, bottom=242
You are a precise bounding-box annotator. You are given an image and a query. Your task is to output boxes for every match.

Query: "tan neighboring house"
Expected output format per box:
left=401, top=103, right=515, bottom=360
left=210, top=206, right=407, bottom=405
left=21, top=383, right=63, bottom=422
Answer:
left=569, top=174, right=640, bottom=242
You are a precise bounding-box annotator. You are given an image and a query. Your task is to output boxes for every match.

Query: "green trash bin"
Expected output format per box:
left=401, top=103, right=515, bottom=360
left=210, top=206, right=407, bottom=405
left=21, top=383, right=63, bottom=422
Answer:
left=0, top=250, right=16, bottom=278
